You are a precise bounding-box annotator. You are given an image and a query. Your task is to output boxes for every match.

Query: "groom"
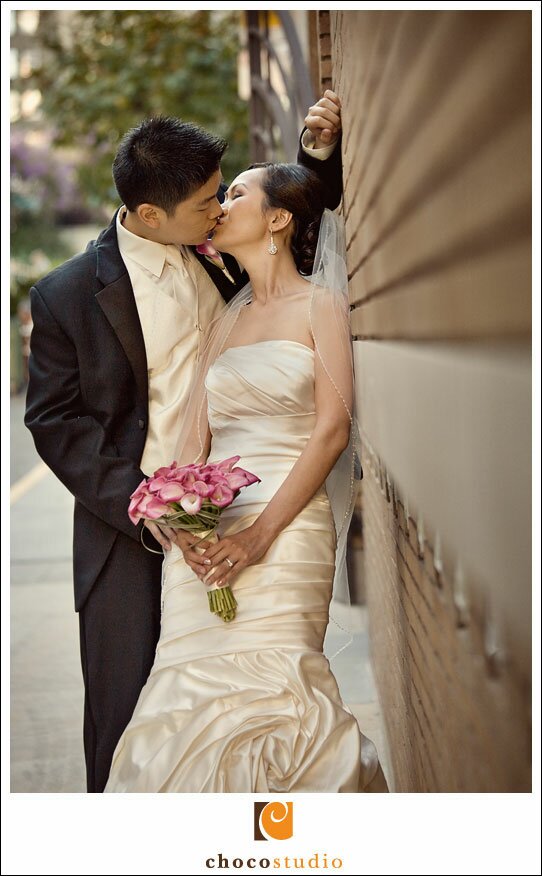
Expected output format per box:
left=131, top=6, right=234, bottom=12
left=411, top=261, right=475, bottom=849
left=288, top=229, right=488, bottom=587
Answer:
left=25, top=94, right=343, bottom=792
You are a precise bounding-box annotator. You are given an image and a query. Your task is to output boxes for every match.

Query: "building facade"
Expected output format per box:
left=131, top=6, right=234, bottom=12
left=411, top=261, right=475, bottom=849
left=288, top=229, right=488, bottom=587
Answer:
left=320, top=9, right=532, bottom=792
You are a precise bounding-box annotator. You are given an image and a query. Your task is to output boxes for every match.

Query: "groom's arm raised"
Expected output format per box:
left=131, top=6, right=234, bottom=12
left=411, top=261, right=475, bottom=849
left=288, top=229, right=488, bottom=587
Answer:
left=298, top=90, right=343, bottom=211
left=25, top=284, right=146, bottom=541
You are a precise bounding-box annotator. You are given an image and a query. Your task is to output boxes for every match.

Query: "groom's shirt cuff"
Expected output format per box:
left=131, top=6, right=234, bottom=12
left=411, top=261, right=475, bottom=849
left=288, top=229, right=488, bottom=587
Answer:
left=301, top=129, right=337, bottom=161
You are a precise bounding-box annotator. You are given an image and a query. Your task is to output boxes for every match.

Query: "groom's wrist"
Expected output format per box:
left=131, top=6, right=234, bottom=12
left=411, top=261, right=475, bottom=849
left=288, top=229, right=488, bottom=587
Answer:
left=301, top=128, right=337, bottom=160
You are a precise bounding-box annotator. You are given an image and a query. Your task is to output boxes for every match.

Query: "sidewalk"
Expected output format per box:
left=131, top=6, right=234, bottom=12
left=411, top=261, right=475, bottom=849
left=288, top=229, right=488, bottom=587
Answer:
left=10, top=395, right=389, bottom=792
left=324, top=604, right=391, bottom=788
left=10, top=399, right=85, bottom=792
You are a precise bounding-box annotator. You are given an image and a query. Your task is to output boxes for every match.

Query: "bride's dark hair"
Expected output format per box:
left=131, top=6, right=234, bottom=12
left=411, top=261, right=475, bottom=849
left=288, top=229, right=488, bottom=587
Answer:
left=249, top=163, right=326, bottom=275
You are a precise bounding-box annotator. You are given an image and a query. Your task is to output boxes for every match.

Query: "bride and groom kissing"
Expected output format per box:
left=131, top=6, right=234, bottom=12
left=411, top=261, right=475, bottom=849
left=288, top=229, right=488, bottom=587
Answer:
left=25, top=92, right=387, bottom=793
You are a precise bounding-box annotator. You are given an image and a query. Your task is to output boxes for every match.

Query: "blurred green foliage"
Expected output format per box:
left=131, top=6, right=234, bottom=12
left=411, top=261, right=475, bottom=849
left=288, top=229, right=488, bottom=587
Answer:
left=32, top=10, right=249, bottom=210
left=10, top=9, right=249, bottom=331
left=11, top=134, right=78, bottom=262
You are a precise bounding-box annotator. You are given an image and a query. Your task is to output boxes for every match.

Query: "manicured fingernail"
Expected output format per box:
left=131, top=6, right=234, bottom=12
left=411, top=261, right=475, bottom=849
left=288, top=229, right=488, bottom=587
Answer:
left=204, top=559, right=211, bottom=565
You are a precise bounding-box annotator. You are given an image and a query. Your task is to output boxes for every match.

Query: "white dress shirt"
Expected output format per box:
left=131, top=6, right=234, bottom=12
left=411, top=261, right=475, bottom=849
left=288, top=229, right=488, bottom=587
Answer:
left=116, top=209, right=225, bottom=475
left=300, top=130, right=336, bottom=161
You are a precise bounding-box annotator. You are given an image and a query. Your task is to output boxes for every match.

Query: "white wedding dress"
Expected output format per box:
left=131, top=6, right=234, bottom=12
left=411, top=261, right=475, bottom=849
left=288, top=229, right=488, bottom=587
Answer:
left=105, top=340, right=384, bottom=792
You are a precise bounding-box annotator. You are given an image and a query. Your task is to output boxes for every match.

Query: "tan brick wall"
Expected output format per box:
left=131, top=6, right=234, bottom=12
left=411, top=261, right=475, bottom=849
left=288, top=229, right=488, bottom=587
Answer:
left=317, top=11, right=332, bottom=92
left=361, top=443, right=531, bottom=792
left=327, top=10, right=532, bottom=791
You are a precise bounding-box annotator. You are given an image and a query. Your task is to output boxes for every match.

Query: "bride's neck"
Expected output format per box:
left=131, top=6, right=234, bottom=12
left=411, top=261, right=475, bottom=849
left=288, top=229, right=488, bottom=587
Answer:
left=235, top=245, right=301, bottom=303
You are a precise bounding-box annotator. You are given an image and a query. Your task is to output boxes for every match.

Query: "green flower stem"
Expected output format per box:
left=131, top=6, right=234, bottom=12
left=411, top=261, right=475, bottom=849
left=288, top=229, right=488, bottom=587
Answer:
left=156, top=504, right=221, bottom=532
left=150, top=508, right=238, bottom=622
left=208, top=586, right=237, bottom=623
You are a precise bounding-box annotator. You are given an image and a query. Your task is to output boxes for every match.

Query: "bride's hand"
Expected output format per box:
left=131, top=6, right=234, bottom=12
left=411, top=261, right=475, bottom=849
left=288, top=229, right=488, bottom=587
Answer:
left=170, top=530, right=212, bottom=579
left=200, top=525, right=271, bottom=588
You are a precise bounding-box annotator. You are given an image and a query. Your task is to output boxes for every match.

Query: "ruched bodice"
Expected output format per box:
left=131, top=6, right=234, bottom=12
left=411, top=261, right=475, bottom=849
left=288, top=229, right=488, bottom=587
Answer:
left=207, top=340, right=316, bottom=423
left=105, top=341, right=382, bottom=793
left=206, top=341, right=322, bottom=509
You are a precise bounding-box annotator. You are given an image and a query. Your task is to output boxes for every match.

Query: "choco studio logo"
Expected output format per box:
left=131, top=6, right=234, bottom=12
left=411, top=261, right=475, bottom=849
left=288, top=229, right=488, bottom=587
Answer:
left=254, top=801, right=293, bottom=841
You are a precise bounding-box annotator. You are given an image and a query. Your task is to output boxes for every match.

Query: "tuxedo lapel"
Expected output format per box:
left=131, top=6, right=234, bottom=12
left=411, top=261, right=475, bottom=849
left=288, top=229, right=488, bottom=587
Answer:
left=91, top=211, right=245, bottom=407
left=94, top=213, right=148, bottom=408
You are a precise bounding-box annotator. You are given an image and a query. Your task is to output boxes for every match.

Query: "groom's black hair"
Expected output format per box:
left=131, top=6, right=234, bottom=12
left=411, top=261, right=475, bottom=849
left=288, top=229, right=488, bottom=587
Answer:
left=113, top=116, right=227, bottom=216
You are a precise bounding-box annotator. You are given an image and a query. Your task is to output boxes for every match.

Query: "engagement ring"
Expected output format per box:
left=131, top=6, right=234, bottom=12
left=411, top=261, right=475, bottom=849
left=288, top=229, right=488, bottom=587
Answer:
left=225, top=557, right=234, bottom=568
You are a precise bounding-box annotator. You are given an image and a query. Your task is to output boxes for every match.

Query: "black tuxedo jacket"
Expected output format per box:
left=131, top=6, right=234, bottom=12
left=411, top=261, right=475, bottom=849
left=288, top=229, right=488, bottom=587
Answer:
left=25, top=134, right=343, bottom=611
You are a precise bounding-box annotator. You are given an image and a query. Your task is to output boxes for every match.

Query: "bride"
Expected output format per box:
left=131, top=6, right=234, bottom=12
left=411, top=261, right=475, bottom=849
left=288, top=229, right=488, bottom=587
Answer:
left=105, top=162, right=387, bottom=793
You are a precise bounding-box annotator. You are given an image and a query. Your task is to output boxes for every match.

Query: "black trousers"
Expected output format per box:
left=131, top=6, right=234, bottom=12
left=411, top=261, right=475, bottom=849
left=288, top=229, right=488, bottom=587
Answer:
left=78, top=532, right=163, bottom=792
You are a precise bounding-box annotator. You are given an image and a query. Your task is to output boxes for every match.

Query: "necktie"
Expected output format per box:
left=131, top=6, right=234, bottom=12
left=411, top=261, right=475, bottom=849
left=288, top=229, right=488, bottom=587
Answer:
left=164, top=244, right=189, bottom=279
left=164, top=245, right=200, bottom=329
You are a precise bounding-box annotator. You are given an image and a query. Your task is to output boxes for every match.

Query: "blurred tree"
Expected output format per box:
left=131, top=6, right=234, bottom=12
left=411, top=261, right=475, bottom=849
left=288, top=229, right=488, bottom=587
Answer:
left=10, top=130, right=73, bottom=314
left=32, top=10, right=249, bottom=210
left=11, top=129, right=95, bottom=250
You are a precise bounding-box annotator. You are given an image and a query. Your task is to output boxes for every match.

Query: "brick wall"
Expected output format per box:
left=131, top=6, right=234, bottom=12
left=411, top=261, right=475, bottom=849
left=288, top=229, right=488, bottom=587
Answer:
left=316, top=11, right=332, bottom=92
left=326, top=10, right=532, bottom=791
left=362, top=443, right=531, bottom=791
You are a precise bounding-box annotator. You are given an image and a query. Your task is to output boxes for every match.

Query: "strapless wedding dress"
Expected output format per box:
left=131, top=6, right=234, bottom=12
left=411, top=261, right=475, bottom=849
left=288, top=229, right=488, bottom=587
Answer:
left=105, top=340, right=383, bottom=792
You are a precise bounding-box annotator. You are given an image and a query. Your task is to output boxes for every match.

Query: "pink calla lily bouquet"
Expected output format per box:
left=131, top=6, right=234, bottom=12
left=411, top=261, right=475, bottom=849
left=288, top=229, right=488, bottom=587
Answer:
left=129, top=456, right=260, bottom=622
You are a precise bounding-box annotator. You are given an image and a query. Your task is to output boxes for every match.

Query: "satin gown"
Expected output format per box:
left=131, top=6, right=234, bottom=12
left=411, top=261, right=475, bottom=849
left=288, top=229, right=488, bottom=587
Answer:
left=105, top=340, right=382, bottom=792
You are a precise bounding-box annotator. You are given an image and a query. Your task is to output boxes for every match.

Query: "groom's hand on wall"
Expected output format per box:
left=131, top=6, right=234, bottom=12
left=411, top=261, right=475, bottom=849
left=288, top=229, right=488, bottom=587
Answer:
left=304, top=90, right=342, bottom=149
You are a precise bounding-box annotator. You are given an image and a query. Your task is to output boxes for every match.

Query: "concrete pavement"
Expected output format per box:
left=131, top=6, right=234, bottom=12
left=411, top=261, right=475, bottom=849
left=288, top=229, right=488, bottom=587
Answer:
left=10, top=393, right=390, bottom=792
left=11, top=394, right=85, bottom=792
